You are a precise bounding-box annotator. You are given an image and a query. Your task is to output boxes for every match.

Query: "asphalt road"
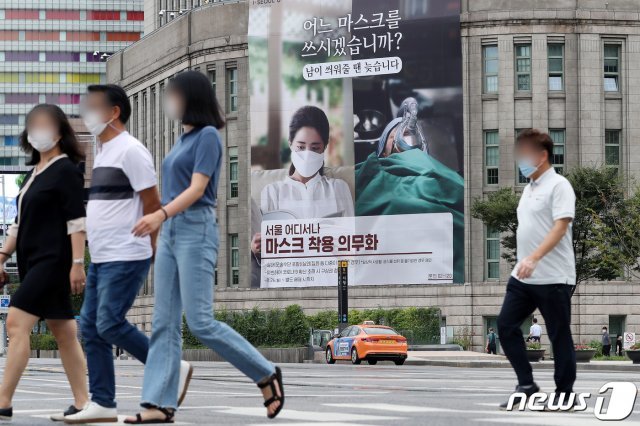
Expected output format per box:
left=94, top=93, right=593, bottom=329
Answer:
left=2, top=358, right=639, bottom=425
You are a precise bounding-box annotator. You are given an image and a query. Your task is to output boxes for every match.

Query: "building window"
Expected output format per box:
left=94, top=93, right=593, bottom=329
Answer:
left=605, top=130, right=621, bottom=173
left=209, top=68, right=216, bottom=95
left=483, top=45, right=498, bottom=94
left=604, top=44, right=620, bottom=92
left=549, top=129, right=566, bottom=174
left=516, top=129, right=529, bottom=184
left=141, top=91, right=147, bottom=145
left=228, top=147, right=239, bottom=198
left=515, top=44, right=531, bottom=91
left=230, top=234, right=240, bottom=287
left=226, top=67, right=238, bottom=112
left=484, top=131, right=499, bottom=185
left=486, top=227, right=500, bottom=280
left=548, top=43, right=564, bottom=91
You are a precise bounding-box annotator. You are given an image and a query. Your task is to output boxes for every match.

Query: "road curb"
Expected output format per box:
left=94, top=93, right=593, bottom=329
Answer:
left=405, top=359, right=638, bottom=371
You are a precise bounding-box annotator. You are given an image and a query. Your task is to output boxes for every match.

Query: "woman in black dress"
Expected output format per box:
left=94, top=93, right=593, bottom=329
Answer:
left=0, top=105, right=89, bottom=420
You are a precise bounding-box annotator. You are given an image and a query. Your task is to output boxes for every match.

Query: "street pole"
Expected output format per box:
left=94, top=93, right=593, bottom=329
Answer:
left=337, top=260, right=348, bottom=332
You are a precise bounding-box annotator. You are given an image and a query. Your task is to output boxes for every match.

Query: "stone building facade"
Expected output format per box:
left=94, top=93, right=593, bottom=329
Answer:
left=108, top=0, right=640, bottom=351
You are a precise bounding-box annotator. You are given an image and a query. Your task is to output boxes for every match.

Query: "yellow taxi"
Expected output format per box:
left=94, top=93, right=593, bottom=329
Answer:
left=325, top=321, right=408, bottom=365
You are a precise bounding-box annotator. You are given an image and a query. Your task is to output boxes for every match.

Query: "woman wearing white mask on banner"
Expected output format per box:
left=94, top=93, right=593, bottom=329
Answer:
left=0, top=105, right=89, bottom=421
left=252, top=106, right=354, bottom=256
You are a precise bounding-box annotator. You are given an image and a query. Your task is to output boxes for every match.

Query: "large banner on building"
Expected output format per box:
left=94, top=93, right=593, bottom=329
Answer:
left=249, top=0, right=464, bottom=288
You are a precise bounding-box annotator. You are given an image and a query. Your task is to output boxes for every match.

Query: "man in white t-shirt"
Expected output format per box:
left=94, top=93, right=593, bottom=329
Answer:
left=497, top=129, right=577, bottom=410
left=528, top=318, right=542, bottom=343
left=64, top=85, right=190, bottom=424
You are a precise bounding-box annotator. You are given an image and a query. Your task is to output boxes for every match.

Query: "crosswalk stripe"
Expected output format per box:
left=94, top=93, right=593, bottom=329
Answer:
left=325, top=403, right=442, bottom=413
left=209, top=406, right=406, bottom=422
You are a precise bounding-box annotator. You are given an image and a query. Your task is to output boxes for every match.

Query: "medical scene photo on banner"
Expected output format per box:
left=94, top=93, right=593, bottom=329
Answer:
left=249, top=0, right=464, bottom=288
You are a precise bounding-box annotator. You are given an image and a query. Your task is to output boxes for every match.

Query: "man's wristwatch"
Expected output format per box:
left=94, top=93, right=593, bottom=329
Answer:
left=72, top=258, right=84, bottom=265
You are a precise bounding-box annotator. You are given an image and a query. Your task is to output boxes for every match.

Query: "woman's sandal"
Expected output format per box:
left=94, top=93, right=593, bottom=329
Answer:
left=258, top=366, right=284, bottom=419
left=124, top=407, right=175, bottom=424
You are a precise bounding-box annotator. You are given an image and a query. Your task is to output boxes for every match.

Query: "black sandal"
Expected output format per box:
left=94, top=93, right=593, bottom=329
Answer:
left=124, top=407, right=175, bottom=424
left=258, top=366, right=284, bottom=419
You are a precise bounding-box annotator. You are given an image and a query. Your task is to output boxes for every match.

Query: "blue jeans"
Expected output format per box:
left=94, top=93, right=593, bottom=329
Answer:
left=141, top=206, right=275, bottom=409
left=80, top=259, right=151, bottom=408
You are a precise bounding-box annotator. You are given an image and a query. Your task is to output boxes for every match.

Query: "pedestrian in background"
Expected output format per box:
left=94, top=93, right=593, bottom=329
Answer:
left=0, top=104, right=89, bottom=421
left=64, top=85, right=191, bottom=424
left=528, top=318, right=542, bottom=343
left=486, top=328, right=498, bottom=355
left=616, top=335, right=623, bottom=356
left=497, top=129, right=577, bottom=409
left=125, top=71, right=284, bottom=424
left=601, top=326, right=611, bottom=357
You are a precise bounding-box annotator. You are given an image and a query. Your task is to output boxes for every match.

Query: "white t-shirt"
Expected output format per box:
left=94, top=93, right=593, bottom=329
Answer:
left=87, top=132, right=157, bottom=263
left=261, top=174, right=354, bottom=219
left=530, top=324, right=542, bottom=337
left=511, top=167, right=576, bottom=285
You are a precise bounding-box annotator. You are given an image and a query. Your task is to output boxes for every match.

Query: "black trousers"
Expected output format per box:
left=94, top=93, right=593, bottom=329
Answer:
left=497, top=277, right=576, bottom=393
left=603, top=345, right=611, bottom=357
left=488, top=343, right=497, bottom=355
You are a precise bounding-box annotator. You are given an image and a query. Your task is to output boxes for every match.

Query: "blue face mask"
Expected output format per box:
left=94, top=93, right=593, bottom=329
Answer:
left=517, top=158, right=539, bottom=179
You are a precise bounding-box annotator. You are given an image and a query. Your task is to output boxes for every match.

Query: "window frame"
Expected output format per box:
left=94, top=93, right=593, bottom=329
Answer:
left=226, top=66, right=238, bottom=113
left=604, top=129, right=621, bottom=174
left=483, top=44, right=499, bottom=94
left=230, top=233, right=240, bottom=287
left=547, top=43, right=564, bottom=91
left=484, top=130, right=499, bottom=185
left=485, top=226, right=500, bottom=280
left=515, top=129, right=529, bottom=185
left=514, top=43, right=532, bottom=92
left=549, top=129, right=566, bottom=174
left=228, top=146, right=239, bottom=199
left=604, top=43, right=621, bottom=93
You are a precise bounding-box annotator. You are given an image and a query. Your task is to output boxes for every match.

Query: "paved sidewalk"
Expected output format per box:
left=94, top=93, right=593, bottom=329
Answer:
left=406, top=350, right=637, bottom=371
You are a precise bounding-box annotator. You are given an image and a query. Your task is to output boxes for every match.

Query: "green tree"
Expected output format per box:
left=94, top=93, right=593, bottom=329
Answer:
left=471, top=166, right=640, bottom=286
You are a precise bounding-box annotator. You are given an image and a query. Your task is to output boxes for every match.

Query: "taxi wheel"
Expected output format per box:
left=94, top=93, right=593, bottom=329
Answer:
left=367, top=359, right=378, bottom=365
left=394, top=359, right=405, bottom=366
left=351, top=348, right=361, bottom=365
left=326, top=348, right=336, bottom=364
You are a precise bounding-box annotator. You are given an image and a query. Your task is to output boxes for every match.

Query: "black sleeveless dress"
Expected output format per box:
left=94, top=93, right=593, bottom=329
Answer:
left=11, top=156, right=85, bottom=319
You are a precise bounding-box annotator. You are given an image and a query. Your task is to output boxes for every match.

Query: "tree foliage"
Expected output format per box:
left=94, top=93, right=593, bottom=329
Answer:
left=471, top=166, right=640, bottom=286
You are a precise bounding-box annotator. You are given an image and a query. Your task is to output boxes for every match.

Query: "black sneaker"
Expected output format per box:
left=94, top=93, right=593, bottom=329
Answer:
left=499, top=383, right=540, bottom=410
left=50, top=405, right=82, bottom=422
left=0, top=406, right=12, bottom=421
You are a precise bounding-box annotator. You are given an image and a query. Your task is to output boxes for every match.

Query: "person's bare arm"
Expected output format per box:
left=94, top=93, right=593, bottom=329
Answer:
left=517, top=218, right=572, bottom=279
left=69, top=232, right=86, bottom=295
left=0, top=235, right=17, bottom=284
left=132, top=174, right=210, bottom=238
left=137, top=186, right=162, bottom=251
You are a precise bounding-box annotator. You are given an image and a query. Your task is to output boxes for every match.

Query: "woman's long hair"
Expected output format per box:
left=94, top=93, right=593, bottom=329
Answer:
left=168, top=70, right=225, bottom=129
left=19, top=104, right=85, bottom=165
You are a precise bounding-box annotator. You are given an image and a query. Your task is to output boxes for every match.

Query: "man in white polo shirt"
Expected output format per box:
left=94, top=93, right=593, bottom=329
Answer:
left=498, top=129, right=577, bottom=409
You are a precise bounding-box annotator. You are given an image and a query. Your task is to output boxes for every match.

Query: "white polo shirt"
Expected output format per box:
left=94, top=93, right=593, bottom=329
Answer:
left=511, top=167, right=576, bottom=285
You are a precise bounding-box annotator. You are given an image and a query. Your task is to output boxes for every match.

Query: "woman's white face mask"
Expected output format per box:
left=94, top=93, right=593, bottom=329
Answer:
left=27, top=128, right=59, bottom=153
left=291, top=150, right=324, bottom=178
